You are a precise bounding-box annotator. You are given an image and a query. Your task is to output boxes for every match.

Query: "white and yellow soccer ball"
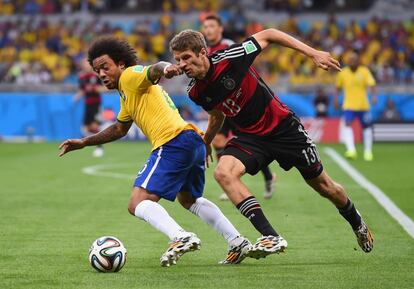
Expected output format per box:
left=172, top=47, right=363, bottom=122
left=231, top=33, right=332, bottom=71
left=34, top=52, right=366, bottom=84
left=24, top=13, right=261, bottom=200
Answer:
left=88, top=236, right=127, bottom=273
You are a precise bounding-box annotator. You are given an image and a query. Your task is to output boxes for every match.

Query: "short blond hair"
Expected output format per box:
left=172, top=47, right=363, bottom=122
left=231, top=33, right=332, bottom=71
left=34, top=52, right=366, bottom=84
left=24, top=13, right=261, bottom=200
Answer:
left=169, top=29, right=207, bottom=54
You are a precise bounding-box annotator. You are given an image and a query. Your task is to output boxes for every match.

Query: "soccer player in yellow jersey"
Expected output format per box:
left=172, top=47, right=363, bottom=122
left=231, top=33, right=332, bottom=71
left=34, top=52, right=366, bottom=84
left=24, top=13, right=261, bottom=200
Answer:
left=334, top=52, right=377, bottom=161
left=59, top=36, right=255, bottom=266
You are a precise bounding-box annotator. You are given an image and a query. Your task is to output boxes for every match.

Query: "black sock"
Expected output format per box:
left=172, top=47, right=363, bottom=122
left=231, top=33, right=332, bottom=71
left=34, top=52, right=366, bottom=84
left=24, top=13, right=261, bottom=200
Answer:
left=338, top=198, right=362, bottom=230
left=261, top=166, right=273, bottom=181
left=236, top=196, right=278, bottom=236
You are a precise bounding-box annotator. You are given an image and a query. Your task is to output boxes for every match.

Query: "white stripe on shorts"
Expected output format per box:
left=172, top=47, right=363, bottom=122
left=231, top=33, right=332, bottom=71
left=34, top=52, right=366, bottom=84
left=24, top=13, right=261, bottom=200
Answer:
left=141, top=146, right=163, bottom=189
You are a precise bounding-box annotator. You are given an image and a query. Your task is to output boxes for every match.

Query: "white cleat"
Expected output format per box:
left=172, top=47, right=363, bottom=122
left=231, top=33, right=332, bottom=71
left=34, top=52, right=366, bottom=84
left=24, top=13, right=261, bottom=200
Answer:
left=247, top=235, right=287, bottom=259
left=354, top=221, right=374, bottom=253
left=219, top=236, right=252, bottom=265
left=160, top=233, right=201, bottom=267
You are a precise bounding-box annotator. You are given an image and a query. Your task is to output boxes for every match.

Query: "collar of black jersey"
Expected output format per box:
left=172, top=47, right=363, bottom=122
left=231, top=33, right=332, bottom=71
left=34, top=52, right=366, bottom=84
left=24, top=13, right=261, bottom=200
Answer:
left=201, top=57, right=214, bottom=80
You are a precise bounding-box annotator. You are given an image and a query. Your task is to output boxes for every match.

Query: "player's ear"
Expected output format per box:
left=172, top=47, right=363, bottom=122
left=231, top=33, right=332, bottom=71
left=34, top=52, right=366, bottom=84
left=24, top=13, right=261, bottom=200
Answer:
left=200, top=48, right=207, bottom=57
left=118, top=61, right=126, bottom=70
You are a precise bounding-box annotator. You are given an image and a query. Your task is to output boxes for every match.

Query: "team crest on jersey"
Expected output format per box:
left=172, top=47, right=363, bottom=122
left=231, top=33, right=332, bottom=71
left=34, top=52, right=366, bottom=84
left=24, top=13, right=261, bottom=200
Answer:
left=242, top=40, right=257, bottom=54
left=221, top=75, right=236, bottom=90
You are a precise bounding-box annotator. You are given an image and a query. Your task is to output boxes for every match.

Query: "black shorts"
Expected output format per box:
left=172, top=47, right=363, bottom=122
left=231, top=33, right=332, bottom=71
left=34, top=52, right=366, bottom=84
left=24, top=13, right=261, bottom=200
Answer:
left=222, top=115, right=323, bottom=180
left=84, top=103, right=101, bottom=125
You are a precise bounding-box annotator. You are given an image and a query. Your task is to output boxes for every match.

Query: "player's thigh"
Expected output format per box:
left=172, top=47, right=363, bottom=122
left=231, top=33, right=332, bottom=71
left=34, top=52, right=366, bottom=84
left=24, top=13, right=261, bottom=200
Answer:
left=270, top=117, right=323, bottom=180
left=180, top=142, right=206, bottom=203
left=220, top=135, right=269, bottom=176
left=134, top=146, right=190, bottom=202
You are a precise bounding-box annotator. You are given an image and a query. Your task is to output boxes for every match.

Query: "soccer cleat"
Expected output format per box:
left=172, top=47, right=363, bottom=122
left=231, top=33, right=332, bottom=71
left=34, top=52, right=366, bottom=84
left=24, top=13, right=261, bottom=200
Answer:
left=363, top=151, right=373, bottom=161
left=219, top=237, right=252, bottom=265
left=354, top=221, right=374, bottom=253
left=263, top=173, right=277, bottom=199
left=345, top=150, right=357, bottom=160
left=160, top=233, right=201, bottom=267
left=247, top=235, right=288, bottom=259
left=219, top=193, right=229, bottom=201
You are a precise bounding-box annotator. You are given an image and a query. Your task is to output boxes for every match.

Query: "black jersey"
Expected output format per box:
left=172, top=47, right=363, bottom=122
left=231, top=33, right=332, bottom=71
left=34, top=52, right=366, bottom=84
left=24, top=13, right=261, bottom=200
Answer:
left=78, top=72, right=101, bottom=105
left=188, top=37, right=291, bottom=136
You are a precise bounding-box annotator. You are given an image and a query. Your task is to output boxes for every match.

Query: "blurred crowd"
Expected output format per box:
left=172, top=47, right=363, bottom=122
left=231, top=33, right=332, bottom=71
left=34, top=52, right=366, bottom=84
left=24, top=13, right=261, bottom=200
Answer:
left=0, top=0, right=221, bottom=14
left=0, top=1, right=413, bottom=86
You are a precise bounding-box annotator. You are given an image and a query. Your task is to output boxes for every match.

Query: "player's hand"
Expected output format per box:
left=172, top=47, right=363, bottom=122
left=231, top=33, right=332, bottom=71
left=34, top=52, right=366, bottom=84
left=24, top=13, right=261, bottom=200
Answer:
left=204, top=142, right=214, bottom=168
left=164, top=64, right=183, bottom=79
left=311, top=50, right=341, bottom=72
left=58, top=139, right=85, bottom=157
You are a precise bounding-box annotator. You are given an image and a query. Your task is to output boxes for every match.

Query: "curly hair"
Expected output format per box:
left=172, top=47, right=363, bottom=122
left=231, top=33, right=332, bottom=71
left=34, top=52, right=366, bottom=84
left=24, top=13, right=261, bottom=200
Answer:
left=88, top=36, right=138, bottom=67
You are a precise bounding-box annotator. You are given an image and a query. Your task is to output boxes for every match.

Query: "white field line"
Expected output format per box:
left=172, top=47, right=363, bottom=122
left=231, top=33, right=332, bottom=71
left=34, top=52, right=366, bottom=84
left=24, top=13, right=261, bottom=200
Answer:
left=82, top=163, right=136, bottom=180
left=82, top=164, right=365, bottom=190
left=324, top=147, right=414, bottom=239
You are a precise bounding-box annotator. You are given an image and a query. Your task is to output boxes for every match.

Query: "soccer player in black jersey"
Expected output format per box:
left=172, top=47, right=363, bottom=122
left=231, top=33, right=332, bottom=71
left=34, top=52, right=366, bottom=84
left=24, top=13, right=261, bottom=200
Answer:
left=169, top=28, right=373, bottom=258
left=74, top=59, right=105, bottom=157
left=202, top=15, right=276, bottom=200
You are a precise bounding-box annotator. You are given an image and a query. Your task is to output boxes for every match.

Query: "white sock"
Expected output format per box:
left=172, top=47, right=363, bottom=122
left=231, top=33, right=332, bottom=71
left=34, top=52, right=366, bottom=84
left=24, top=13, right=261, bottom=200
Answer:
left=189, top=197, right=240, bottom=243
left=343, top=126, right=356, bottom=152
left=134, top=200, right=188, bottom=241
left=363, top=127, right=373, bottom=153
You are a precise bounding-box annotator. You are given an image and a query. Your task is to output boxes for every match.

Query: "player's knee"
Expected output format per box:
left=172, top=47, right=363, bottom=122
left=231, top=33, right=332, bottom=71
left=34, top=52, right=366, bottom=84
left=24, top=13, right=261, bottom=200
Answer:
left=214, top=166, right=233, bottom=184
left=127, top=200, right=137, bottom=215
left=177, top=194, right=195, bottom=210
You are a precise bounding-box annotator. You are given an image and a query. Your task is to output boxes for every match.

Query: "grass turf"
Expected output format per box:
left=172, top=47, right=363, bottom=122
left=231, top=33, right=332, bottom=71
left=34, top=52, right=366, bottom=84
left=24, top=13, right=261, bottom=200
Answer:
left=0, top=142, right=413, bottom=289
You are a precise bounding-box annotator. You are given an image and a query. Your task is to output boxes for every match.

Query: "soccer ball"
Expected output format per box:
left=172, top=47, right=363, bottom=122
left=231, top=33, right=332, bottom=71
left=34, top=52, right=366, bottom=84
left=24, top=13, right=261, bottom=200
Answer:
left=88, top=236, right=127, bottom=273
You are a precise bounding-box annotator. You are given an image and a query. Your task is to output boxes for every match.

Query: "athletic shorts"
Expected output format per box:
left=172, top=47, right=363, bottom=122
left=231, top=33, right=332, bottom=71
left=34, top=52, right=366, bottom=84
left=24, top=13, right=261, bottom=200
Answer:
left=134, top=130, right=206, bottom=201
left=222, top=115, right=323, bottom=180
left=84, top=103, right=101, bottom=125
left=343, top=110, right=371, bottom=128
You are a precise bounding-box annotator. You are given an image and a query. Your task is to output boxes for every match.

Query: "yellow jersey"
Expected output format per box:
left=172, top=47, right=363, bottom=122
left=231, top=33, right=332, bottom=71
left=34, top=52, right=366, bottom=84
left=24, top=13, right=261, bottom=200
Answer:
left=117, top=65, right=202, bottom=150
left=336, top=66, right=376, bottom=111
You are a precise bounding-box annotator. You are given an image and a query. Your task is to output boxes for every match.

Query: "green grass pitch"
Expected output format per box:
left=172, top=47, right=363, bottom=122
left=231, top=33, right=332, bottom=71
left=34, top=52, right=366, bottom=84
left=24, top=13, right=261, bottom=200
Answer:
left=1, top=142, right=413, bottom=289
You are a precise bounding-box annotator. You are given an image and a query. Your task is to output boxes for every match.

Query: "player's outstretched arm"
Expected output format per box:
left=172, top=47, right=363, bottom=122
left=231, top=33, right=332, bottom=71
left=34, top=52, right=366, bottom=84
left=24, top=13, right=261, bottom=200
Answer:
left=203, top=109, right=225, bottom=167
left=252, top=28, right=341, bottom=71
left=148, top=61, right=182, bottom=83
left=58, top=120, right=132, bottom=157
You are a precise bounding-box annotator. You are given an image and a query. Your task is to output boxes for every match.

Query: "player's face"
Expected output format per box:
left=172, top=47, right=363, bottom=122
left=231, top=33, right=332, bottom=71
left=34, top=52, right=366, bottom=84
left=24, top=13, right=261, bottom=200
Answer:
left=202, top=19, right=223, bottom=44
left=348, top=53, right=359, bottom=70
left=92, top=54, right=124, bottom=89
left=173, top=48, right=209, bottom=79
